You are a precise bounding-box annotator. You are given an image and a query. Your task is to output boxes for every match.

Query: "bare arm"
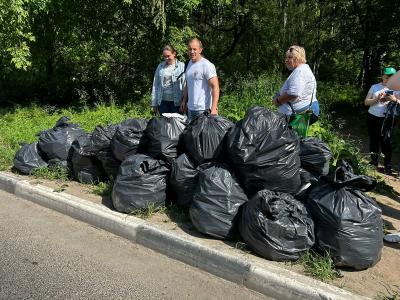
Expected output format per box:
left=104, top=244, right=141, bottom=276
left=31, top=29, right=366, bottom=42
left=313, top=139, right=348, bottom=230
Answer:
left=208, top=76, right=220, bottom=115
left=180, top=85, right=188, bottom=113
left=273, top=92, right=297, bottom=106
left=364, top=92, right=385, bottom=106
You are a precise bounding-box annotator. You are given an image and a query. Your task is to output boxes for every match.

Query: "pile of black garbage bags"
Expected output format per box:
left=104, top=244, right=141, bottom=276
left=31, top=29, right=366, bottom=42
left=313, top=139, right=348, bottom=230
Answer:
left=13, top=107, right=383, bottom=269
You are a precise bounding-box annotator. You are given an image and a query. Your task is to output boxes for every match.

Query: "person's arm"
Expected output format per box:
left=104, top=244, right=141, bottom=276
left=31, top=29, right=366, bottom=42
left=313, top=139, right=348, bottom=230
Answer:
left=151, top=65, right=161, bottom=112
left=273, top=92, right=297, bottom=106
left=180, top=84, right=188, bottom=113
left=386, top=93, right=400, bottom=104
left=274, top=68, right=302, bottom=106
left=364, top=91, right=385, bottom=106
left=208, top=76, right=220, bottom=115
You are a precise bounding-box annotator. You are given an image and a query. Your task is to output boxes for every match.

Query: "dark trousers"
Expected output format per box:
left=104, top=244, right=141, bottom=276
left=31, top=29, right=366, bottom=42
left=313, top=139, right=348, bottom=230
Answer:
left=367, top=113, right=392, bottom=167
left=158, top=100, right=180, bottom=114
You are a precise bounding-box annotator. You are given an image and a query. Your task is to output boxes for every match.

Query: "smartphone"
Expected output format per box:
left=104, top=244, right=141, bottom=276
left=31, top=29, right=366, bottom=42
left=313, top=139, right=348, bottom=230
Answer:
left=386, top=90, right=394, bottom=95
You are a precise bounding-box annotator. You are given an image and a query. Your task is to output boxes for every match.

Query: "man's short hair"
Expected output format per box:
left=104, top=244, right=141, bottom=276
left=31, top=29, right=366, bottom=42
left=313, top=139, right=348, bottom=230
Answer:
left=188, top=38, right=203, bottom=49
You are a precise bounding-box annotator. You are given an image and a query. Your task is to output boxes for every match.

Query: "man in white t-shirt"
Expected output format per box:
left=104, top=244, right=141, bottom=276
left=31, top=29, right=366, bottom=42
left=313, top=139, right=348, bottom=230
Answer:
left=180, top=38, right=220, bottom=121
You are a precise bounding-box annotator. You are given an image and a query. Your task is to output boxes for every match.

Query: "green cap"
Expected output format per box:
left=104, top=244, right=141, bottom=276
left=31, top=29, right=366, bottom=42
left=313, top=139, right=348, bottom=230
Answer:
left=383, top=67, right=397, bottom=75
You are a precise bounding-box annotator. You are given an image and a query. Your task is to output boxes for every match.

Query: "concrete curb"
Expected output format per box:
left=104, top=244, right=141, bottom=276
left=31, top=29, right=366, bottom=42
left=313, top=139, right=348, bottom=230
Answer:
left=0, top=172, right=369, bottom=300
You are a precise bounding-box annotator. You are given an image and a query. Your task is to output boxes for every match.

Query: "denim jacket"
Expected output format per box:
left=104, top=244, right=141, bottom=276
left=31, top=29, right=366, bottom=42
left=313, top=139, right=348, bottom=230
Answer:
left=151, top=59, right=185, bottom=107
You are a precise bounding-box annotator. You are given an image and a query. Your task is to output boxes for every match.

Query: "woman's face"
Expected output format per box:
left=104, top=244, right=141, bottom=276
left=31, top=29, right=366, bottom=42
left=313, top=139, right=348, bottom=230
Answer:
left=285, top=54, right=297, bottom=70
left=163, top=50, right=176, bottom=65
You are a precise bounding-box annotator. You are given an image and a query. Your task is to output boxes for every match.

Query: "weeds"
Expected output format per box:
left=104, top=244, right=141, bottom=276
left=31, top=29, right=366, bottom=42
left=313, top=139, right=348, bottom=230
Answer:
left=92, top=181, right=113, bottom=197
left=128, top=203, right=166, bottom=219
left=298, top=250, right=339, bottom=282
left=165, top=204, right=190, bottom=223
left=31, top=165, right=70, bottom=181
left=53, top=183, right=68, bottom=193
left=309, top=117, right=370, bottom=175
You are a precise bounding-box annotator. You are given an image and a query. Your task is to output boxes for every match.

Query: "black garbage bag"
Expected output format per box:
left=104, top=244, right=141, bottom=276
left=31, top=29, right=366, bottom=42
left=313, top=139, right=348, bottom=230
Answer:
left=13, top=143, right=48, bottom=174
left=169, top=153, right=199, bottom=207
left=189, top=163, right=248, bottom=240
left=82, top=124, right=118, bottom=155
left=71, top=134, right=106, bottom=184
left=227, top=106, right=301, bottom=195
left=239, top=189, right=315, bottom=261
left=111, top=118, right=148, bottom=161
left=145, top=114, right=186, bottom=163
left=112, top=154, right=170, bottom=213
left=96, top=148, right=120, bottom=180
left=182, top=114, right=234, bottom=164
left=299, top=137, right=332, bottom=176
left=307, top=160, right=382, bottom=269
left=81, top=124, right=119, bottom=180
left=294, top=168, right=320, bottom=202
left=38, top=116, right=85, bottom=163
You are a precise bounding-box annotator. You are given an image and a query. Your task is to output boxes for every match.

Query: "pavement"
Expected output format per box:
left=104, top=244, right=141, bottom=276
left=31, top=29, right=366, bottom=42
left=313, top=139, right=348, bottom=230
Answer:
left=0, top=190, right=268, bottom=299
left=0, top=171, right=370, bottom=300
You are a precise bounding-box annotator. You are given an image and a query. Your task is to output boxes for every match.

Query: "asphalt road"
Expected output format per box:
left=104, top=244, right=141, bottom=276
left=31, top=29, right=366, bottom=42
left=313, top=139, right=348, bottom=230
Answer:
left=0, top=189, right=270, bottom=300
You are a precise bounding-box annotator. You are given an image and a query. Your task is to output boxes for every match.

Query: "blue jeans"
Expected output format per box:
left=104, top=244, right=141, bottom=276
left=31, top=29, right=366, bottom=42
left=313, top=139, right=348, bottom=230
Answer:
left=187, top=110, right=207, bottom=122
left=295, top=101, right=320, bottom=116
left=159, top=101, right=180, bottom=114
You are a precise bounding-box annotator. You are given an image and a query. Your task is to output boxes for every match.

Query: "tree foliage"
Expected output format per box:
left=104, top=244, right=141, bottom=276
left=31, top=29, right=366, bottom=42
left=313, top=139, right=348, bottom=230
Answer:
left=0, top=0, right=399, bottom=105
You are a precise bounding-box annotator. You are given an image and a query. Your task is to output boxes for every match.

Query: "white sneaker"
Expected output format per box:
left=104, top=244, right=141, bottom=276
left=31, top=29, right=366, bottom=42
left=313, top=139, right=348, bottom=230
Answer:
left=384, top=232, right=400, bottom=243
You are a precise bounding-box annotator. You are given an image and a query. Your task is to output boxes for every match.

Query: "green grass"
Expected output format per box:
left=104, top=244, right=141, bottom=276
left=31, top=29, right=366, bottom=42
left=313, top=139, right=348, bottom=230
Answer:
left=219, top=72, right=280, bottom=122
left=1, top=72, right=378, bottom=199
left=91, top=181, right=113, bottom=197
left=308, top=116, right=371, bottom=174
left=298, top=250, right=340, bottom=282
left=30, top=165, right=70, bottom=181
left=0, top=98, right=153, bottom=171
left=128, top=203, right=166, bottom=219
left=165, top=204, right=190, bottom=223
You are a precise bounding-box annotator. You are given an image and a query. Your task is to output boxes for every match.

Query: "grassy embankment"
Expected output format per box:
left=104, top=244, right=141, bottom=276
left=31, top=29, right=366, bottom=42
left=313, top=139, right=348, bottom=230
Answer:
left=0, top=73, right=394, bottom=282
left=0, top=73, right=366, bottom=172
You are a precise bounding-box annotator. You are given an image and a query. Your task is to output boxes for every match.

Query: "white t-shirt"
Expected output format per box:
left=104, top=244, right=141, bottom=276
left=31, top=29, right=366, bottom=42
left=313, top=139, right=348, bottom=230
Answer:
left=278, top=64, right=317, bottom=115
left=161, top=63, right=175, bottom=101
left=367, top=83, right=390, bottom=117
left=186, top=57, right=217, bottom=111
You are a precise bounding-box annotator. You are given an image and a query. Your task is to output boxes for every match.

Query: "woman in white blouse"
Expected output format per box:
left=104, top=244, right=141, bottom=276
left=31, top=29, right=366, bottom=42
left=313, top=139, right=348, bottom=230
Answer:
left=273, top=45, right=320, bottom=123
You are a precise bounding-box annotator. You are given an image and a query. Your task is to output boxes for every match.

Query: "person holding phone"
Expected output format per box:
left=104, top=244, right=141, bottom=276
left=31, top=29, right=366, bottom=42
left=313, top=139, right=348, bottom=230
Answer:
left=364, top=67, right=398, bottom=174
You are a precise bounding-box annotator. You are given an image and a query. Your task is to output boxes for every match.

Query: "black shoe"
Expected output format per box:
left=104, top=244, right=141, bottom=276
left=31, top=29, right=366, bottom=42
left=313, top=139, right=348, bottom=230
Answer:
left=384, top=166, right=392, bottom=175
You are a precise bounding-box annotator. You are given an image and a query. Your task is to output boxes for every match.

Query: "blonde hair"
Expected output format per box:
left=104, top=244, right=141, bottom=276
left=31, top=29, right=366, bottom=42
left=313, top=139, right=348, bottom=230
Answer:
left=286, top=45, right=306, bottom=64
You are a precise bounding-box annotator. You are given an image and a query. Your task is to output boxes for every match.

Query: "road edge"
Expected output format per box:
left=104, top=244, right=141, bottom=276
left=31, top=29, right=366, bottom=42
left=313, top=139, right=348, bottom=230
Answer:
left=0, top=172, right=369, bottom=300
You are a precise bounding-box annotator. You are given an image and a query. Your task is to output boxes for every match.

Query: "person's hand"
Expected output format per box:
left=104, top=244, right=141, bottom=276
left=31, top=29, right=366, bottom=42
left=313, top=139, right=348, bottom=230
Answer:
left=272, top=93, right=280, bottom=106
left=386, top=94, right=397, bottom=102
left=210, top=107, right=218, bottom=116
left=180, top=101, right=187, bottom=114
left=377, top=92, right=387, bottom=102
